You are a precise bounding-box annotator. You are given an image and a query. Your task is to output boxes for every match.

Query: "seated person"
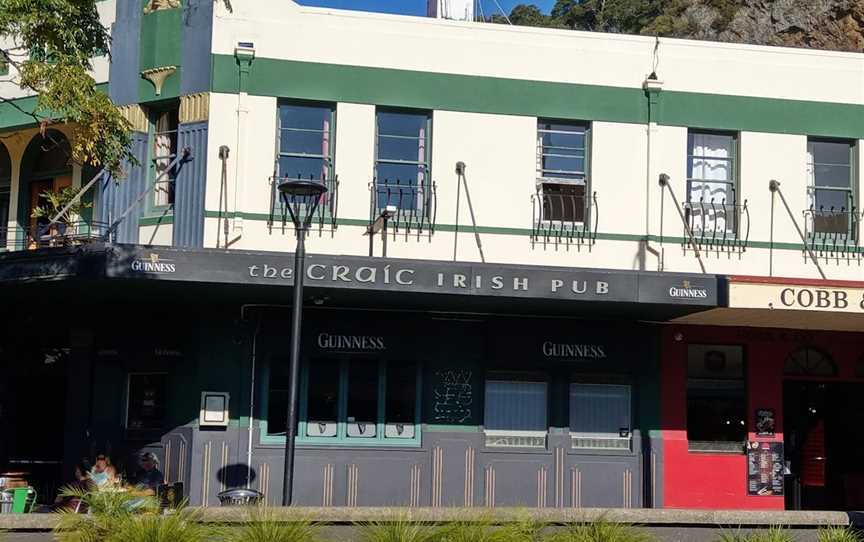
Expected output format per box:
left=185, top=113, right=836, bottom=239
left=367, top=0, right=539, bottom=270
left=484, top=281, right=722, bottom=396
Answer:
left=89, top=454, right=118, bottom=488
left=131, top=452, right=164, bottom=496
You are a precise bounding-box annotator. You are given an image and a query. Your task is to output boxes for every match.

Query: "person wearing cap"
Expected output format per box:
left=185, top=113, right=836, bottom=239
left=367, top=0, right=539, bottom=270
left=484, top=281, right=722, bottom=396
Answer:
left=131, top=453, right=164, bottom=496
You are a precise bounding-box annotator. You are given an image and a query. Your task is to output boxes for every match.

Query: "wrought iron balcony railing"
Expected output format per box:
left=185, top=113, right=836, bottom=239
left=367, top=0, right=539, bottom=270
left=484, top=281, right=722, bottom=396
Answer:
left=268, top=175, right=339, bottom=233
left=1, top=221, right=111, bottom=252
left=803, top=205, right=861, bottom=256
left=369, top=179, right=437, bottom=234
left=531, top=184, right=597, bottom=246
left=682, top=197, right=750, bottom=252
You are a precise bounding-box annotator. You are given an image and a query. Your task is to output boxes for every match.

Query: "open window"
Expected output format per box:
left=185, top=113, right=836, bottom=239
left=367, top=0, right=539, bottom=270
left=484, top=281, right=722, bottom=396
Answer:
left=806, top=139, right=855, bottom=239
left=150, top=106, right=179, bottom=208
left=536, top=120, right=588, bottom=224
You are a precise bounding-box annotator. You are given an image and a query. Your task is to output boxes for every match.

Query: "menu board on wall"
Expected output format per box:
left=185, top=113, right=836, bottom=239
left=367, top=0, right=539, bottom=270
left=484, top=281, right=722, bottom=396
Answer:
left=747, top=441, right=784, bottom=496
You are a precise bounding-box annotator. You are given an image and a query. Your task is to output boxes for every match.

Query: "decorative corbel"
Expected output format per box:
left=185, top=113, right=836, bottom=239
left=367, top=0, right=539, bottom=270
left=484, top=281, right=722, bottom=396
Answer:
left=144, top=0, right=181, bottom=14
left=141, top=66, right=177, bottom=96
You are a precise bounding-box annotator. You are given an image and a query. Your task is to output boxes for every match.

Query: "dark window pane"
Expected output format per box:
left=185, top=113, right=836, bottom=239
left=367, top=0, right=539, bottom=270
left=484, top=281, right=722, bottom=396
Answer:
left=542, top=183, right=585, bottom=223
left=127, top=374, right=167, bottom=433
left=385, top=362, right=417, bottom=424
left=378, top=111, right=426, bottom=137
left=375, top=163, right=424, bottom=185
left=541, top=155, right=584, bottom=176
left=347, top=360, right=378, bottom=438
left=280, top=104, right=330, bottom=130
left=813, top=164, right=851, bottom=189
left=814, top=188, right=851, bottom=211
left=809, top=141, right=850, bottom=167
left=484, top=379, right=547, bottom=431
left=539, top=122, right=586, bottom=135
left=267, top=361, right=291, bottom=435
left=541, top=130, right=585, bottom=150
left=0, top=144, right=10, bottom=183
left=279, top=156, right=327, bottom=180
left=307, top=360, right=340, bottom=422
left=280, top=129, right=327, bottom=156
left=687, top=344, right=746, bottom=444
left=378, top=135, right=425, bottom=162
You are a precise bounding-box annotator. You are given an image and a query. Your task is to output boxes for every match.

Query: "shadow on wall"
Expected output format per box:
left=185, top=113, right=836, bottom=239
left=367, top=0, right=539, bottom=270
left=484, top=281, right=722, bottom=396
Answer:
left=217, top=463, right=257, bottom=489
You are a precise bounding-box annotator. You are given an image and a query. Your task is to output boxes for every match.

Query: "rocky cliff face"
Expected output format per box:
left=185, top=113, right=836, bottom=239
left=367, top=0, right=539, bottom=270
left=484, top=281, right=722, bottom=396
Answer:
left=678, top=0, right=864, bottom=51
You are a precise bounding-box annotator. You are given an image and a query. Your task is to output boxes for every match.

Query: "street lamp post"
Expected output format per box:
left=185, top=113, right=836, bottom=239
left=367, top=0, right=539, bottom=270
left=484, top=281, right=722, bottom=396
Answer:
left=277, top=178, right=328, bottom=506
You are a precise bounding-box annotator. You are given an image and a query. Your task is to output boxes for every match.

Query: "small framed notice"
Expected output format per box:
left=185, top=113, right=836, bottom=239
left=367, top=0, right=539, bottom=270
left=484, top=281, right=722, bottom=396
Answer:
left=199, top=392, right=230, bottom=427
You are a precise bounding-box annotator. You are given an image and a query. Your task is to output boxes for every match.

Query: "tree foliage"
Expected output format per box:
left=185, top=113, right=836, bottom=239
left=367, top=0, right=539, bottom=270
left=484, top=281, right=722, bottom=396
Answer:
left=0, top=0, right=134, bottom=177
left=495, top=0, right=744, bottom=37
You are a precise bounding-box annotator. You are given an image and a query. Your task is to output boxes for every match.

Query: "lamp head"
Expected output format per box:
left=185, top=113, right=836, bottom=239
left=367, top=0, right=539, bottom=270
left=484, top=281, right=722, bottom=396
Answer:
left=277, top=178, right=328, bottom=231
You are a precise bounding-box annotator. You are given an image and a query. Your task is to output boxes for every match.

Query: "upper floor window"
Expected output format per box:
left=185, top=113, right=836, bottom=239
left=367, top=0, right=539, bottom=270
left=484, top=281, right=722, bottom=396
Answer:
left=151, top=107, right=179, bottom=208
left=536, top=120, right=588, bottom=224
left=277, top=102, right=334, bottom=181
left=807, top=139, right=855, bottom=237
left=374, top=109, right=430, bottom=210
left=686, top=131, right=737, bottom=234
left=687, top=344, right=746, bottom=452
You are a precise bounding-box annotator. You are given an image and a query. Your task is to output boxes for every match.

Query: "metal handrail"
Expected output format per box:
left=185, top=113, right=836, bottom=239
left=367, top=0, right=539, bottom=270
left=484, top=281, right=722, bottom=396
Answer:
left=682, top=196, right=750, bottom=252
left=530, top=186, right=597, bottom=246
left=1, top=221, right=110, bottom=251
left=803, top=204, right=862, bottom=257
left=369, top=178, right=437, bottom=234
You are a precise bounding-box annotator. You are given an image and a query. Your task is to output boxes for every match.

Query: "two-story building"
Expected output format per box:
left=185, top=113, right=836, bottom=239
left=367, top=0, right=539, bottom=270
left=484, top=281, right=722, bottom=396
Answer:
left=1, top=0, right=864, bottom=511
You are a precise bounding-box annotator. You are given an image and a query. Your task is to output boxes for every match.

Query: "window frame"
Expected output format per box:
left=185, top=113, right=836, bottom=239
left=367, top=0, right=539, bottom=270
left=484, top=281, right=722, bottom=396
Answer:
left=275, top=100, right=337, bottom=182
left=806, top=137, right=857, bottom=240
left=685, top=129, right=740, bottom=236
left=483, top=371, right=549, bottom=449
left=685, top=344, right=747, bottom=454
left=146, top=103, right=180, bottom=214
left=535, top=119, right=591, bottom=227
left=260, top=357, right=423, bottom=448
left=567, top=380, right=633, bottom=452
left=373, top=107, right=432, bottom=211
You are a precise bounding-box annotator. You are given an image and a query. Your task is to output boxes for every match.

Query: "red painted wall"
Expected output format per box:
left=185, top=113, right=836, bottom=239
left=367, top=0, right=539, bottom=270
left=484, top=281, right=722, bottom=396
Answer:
left=661, top=325, right=864, bottom=510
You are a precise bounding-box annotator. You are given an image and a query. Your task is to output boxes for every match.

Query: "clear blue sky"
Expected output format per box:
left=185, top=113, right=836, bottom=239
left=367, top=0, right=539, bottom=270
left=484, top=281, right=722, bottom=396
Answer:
left=296, top=0, right=556, bottom=17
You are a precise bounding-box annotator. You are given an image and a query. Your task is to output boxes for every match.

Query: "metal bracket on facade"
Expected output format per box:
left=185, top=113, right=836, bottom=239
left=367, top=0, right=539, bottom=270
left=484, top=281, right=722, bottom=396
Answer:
left=658, top=174, right=706, bottom=273
left=104, top=147, right=191, bottom=241
left=769, top=180, right=827, bottom=279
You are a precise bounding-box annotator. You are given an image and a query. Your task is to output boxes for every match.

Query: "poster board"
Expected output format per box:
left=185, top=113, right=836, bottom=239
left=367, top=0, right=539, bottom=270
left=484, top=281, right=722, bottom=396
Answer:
left=747, top=441, right=784, bottom=496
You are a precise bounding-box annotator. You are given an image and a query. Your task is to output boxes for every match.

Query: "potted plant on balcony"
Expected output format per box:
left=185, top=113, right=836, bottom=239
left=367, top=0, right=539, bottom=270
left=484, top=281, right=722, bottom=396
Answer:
left=30, top=186, right=92, bottom=247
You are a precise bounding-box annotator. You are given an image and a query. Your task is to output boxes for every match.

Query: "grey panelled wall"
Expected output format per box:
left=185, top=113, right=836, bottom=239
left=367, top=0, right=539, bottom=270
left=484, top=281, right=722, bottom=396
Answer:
left=108, top=0, right=142, bottom=106
left=173, top=122, right=208, bottom=248
left=181, top=0, right=214, bottom=96
left=99, top=132, right=148, bottom=244
left=185, top=429, right=646, bottom=508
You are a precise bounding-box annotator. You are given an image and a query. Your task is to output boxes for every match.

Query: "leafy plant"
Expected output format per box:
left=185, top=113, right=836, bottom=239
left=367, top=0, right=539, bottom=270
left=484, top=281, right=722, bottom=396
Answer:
left=30, top=186, right=91, bottom=226
left=547, top=519, right=654, bottom=542
left=748, top=526, right=796, bottom=542
left=104, top=507, right=215, bottom=542
left=223, top=507, right=319, bottom=542
left=53, top=484, right=160, bottom=542
left=357, top=515, right=443, bottom=542
left=490, top=518, right=549, bottom=542
left=819, top=527, right=862, bottom=542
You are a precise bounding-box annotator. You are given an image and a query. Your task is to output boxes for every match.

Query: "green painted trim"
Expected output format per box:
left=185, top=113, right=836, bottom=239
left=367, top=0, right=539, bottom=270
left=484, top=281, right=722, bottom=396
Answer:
left=0, top=83, right=109, bottom=132
left=212, top=55, right=648, bottom=125
left=211, top=55, right=864, bottom=138
left=203, top=210, right=853, bottom=253
left=139, top=214, right=174, bottom=226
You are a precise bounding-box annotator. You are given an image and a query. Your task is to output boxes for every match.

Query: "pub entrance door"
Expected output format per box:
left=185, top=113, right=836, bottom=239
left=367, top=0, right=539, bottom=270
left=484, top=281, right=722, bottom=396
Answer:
left=784, top=382, right=864, bottom=510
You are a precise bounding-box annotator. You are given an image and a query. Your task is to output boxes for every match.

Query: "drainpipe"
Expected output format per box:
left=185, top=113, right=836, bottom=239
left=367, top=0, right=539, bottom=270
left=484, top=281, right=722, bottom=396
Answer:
left=233, top=43, right=255, bottom=237
left=643, top=74, right=664, bottom=271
